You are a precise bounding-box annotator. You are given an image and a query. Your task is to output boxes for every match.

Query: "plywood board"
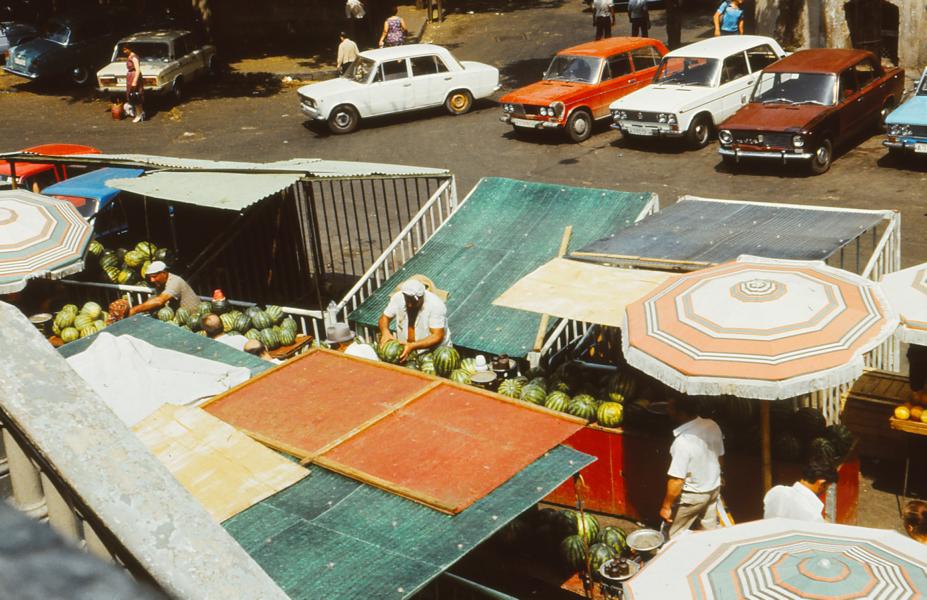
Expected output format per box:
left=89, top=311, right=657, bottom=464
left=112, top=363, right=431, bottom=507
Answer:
left=133, top=405, right=309, bottom=522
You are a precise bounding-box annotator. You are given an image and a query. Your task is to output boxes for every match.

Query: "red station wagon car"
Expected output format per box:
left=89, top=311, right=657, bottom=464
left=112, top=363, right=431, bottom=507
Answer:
left=717, top=48, right=903, bottom=174
left=499, top=37, right=668, bottom=142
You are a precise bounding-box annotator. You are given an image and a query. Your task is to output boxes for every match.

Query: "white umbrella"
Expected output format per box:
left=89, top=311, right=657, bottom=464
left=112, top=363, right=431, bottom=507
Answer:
left=881, top=263, right=927, bottom=346
left=625, top=518, right=927, bottom=599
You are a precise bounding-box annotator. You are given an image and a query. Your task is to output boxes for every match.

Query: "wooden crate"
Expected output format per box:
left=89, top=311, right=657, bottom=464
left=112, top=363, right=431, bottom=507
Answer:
left=841, top=369, right=911, bottom=460
left=890, top=417, right=927, bottom=435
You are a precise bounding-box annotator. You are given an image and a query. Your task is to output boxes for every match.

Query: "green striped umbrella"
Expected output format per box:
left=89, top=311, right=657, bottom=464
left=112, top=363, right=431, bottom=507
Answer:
left=0, top=189, right=92, bottom=294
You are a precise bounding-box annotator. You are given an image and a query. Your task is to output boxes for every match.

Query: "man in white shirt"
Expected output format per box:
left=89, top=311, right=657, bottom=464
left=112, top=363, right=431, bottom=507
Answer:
left=325, top=322, right=379, bottom=361
left=592, top=0, right=615, bottom=40
left=763, top=461, right=837, bottom=522
left=337, top=32, right=359, bottom=75
left=379, top=278, right=450, bottom=362
left=660, top=395, right=725, bottom=538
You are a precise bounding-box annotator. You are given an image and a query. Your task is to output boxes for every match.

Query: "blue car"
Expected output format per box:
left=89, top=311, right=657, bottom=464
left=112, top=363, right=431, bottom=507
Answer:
left=884, top=68, right=927, bottom=158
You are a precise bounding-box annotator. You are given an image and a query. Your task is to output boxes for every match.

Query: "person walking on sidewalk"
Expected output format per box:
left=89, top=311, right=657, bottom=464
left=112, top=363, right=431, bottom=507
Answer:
left=713, top=0, right=745, bottom=36
left=122, top=45, right=145, bottom=123
left=379, top=6, right=408, bottom=48
left=628, top=0, right=650, bottom=37
left=337, top=32, right=359, bottom=75
left=660, top=395, right=725, bottom=539
left=593, top=0, right=615, bottom=40
left=345, top=0, right=367, bottom=45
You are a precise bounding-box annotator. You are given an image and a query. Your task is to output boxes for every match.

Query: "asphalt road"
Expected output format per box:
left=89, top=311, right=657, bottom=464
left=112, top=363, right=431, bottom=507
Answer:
left=0, top=0, right=924, bottom=268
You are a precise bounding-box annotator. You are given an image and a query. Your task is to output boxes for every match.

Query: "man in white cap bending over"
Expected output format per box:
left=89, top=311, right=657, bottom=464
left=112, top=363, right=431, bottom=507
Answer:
left=326, top=322, right=379, bottom=361
left=128, top=261, right=200, bottom=317
left=379, top=277, right=449, bottom=362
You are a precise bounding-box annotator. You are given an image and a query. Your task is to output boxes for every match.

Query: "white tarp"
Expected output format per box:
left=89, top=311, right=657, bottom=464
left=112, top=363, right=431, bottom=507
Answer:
left=66, top=333, right=250, bottom=427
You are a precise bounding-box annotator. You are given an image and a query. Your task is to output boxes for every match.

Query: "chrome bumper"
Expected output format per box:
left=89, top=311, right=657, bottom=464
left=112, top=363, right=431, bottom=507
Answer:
left=718, top=146, right=813, bottom=162
left=300, top=104, right=324, bottom=120
left=612, top=122, right=684, bottom=138
left=500, top=114, right=561, bottom=129
left=883, top=139, right=927, bottom=151
left=3, top=65, right=38, bottom=79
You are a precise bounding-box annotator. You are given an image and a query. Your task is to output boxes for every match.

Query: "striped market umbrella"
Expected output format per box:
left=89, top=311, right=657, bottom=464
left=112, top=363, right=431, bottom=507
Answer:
left=0, top=189, right=92, bottom=294
left=622, top=255, right=898, bottom=400
left=625, top=518, right=927, bottom=599
left=880, top=263, right=927, bottom=346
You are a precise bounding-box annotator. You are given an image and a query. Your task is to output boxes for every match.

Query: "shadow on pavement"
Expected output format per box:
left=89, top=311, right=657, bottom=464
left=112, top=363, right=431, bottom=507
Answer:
left=612, top=134, right=694, bottom=155
left=302, top=98, right=497, bottom=136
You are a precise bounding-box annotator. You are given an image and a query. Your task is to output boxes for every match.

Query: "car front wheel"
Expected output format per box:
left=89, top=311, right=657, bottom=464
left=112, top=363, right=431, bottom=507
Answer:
left=808, top=139, right=832, bottom=175
left=328, top=105, right=359, bottom=134
left=445, top=90, right=473, bottom=115
left=170, top=78, right=184, bottom=104
left=71, top=65, right=90, bottom=85
left=686, top=114, right=711, bottom=149
left=566, top=109, right=592, bottom=143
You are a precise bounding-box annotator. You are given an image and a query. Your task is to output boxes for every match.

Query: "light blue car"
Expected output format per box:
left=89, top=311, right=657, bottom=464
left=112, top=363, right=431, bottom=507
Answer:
left=884, top=68, right=927, bottom=158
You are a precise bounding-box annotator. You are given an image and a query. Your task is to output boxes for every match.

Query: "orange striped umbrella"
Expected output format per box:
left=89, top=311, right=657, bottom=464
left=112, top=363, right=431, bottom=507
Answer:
left=622, top=256, right=898, bottom=400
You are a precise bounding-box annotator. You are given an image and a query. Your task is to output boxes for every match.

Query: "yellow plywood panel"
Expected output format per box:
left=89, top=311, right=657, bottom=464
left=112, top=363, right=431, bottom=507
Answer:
left=493, top=258, right=675, bottom=328
left=133, top=405, right=309, bottom=523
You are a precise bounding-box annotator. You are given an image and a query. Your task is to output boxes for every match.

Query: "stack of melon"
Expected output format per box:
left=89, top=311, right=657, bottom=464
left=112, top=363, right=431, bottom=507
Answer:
left=894, top=391, right=927, bottom=425
left=160, top=301, right=298, bottom=348
left=496, top=368, right=627, bottom=428
left=52, top=301, right=108, bottom=343
left=91, top=239, right=170, bottom=286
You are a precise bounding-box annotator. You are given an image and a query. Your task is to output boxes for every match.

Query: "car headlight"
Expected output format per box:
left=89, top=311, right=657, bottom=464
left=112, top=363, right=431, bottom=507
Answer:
left=719, top=130, right=733, bottom=144
left=539, top=107, right=549, bottom=116
left=667, top=114, right=677, bottom=124
left=502, top=103, right=511, bottom=113
left=792, top=135, right=804, bottom=148
left=658, top=113, right=667, bottom=123
left=613, top=110, right=627, bottom=121
left=889, top=124, right=912, bottom=137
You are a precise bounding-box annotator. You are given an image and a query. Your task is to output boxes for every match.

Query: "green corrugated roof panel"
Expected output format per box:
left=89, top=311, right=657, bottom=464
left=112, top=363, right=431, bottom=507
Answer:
left=57, top=315, right=271, bottom=376
left=350, top=177, right=656, bottom=357
left=223, top=445, right=593, bottom=600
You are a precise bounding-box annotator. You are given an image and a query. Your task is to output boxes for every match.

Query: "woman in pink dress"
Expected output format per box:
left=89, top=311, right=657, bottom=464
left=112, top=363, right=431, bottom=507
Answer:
left=122, top=46, right=145, bottom=123
left=378, top=6, right=407, bottom=47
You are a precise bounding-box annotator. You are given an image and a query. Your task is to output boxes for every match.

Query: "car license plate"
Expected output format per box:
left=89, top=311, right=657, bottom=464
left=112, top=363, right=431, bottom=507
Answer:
left=915, top=143, right=927, bottom=154
left=511, top=117, right=539, bottom=128
left=13, top=56, right=25, bottom=66
left=626, top=124, right=653, bottom=136
left=117, top=77, right=126, bottom=85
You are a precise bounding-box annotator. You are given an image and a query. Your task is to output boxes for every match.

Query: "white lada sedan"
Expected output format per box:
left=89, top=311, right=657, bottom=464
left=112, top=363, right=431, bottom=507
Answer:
left=298, top=44, right=500, bottom=134
left=609, top=35, right=786, bottom=149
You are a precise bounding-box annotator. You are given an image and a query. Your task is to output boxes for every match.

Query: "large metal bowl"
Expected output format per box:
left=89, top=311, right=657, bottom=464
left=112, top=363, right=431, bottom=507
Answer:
left=626, top=528, right=664, bottom=554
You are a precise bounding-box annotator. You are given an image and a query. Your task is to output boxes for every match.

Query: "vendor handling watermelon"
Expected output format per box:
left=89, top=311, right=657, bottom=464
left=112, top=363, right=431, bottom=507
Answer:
left=378, top=277, right=450, bottom=362
left=109, top=261, right=200, bottom=321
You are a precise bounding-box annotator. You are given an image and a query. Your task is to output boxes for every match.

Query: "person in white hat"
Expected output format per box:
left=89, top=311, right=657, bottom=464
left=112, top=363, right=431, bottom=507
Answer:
left=128, top=261, right=199, bottom=317
left=326, top=322, right=379, bottom=361
left=379, top=277, right=449, bottom=362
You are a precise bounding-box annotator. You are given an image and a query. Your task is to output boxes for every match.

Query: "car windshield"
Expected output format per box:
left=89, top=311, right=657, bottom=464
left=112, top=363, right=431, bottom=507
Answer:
left=919, top=73, right=927, bottom=95
left=115, top=42, right=171, bottom=62
left=342, top=56, right=375, bottom=83
left=45, top=21, right=70, bottom=45
left=544, top=55, right=601, bottom=84
left=752, top=72, right=836, bottom=105
left=654, top=57, right=720, bottom=86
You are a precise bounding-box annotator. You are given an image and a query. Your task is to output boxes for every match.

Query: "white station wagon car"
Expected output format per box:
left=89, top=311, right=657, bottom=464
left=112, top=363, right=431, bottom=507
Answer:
left=96, top=30, right=216, bottom=102
left=609, top=35, right=786, bottom=148
left=298, top=44, right=500, bottom=134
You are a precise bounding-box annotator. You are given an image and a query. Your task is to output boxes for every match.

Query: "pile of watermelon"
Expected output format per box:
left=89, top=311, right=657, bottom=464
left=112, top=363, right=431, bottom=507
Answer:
left=159, top=301, right=298, bottom=349
left=88, top=239, right=170, bottom=286
left=380, top=342, right=475, bottom=382
left=52, top=301, right=108, bottom=343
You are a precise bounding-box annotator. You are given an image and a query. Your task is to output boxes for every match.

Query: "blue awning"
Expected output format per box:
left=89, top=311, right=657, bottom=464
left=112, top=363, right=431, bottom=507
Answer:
left=42, top=167, right=145, bottom=211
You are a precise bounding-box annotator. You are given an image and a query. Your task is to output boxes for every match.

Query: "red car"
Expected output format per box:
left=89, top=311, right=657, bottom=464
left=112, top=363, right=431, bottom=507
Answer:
left=0, top=143, right=101, bottom=191
left=500, top=37, right=668, bottom=142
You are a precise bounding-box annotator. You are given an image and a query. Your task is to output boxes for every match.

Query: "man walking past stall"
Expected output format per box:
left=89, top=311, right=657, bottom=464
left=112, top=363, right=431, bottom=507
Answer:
left=593, top=0, right=615, bottom=40
left=660, top=395, right=725, bottom=538
left=337, top=32, right=359, bottom=75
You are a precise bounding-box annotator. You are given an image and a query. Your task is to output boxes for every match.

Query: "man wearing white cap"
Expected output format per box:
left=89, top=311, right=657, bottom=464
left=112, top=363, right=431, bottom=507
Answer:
left=379, top=277, right=449, bottom=361
left=128, top=261, right=199, bottom=317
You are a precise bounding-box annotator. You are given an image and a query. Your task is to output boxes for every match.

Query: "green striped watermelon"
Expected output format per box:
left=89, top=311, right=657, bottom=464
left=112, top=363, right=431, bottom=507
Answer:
left=560, top=535, right=587, bottom=572
left=233, top=314, right=251, bottom=333
left=156, top=307, right=175, bottom=322
left=280, top=316, right=298, bottom=334
left=265, top=305, right=284, bottom=324
left=544, top=391, right=570, bottom=412
left=607, top=372, right=638, bottom=401
left=550, top=380, right=571, bottom=394
left=497, top=379, right=522, bottom=398
left=596, top=402, right=624, bottom=428
left=123, top=250, right=145, bottom=268
left=103, top=265, right=120, bottom=283
left=78, top=325, right=96, bottom=338
left=278, top=327, right=297, bottom=346
left=378, top=340, right=404, bottom=364
left=54, top=311, right=75, bottom=330
left=572, top=393, right=598, bottom=406
left=449, top=369, right=472, bottom=385
left=432, top=346, right=460, bottom=377
left=73, top=313, right=94, bottom=330
left=134, top=241, right=157, bottom=257
left=563, top=510, right=599, bottom=543
left=220, top=313, right=236, bottom=333
left=80, top=302, right=102, bottom=319
left=588, top=543, right=618, bottom=573
left=250, top=310, right=273, bottom=330
left=459, top=358, right=478, bottom=375
left=521, top=384, right=547, bottom=405
left=88, top=240, right=104, bottom=257
left=60, top=327, right=80, bottom=343
left=596, top=526, right=628, bottom=554
left=529, top=377, right=547, bottom=392
left=61, top=304, right=79, bottom=314
left=100, top=252, right=120, bottom=270
left=567, top=397, right=597, bottom=422
left=244, top=328, right=261, bottom=341
left=260, top=328, right=280, bottom=350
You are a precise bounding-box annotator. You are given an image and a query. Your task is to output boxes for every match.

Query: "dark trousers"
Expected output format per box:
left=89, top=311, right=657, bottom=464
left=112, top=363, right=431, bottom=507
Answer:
left=630, top=16, right=648, bottom=37
left=595, top=16, right=612, bottom=40
left=910, top=344, right=927, bottom=391
left=720, top=29, right=739, bottom=36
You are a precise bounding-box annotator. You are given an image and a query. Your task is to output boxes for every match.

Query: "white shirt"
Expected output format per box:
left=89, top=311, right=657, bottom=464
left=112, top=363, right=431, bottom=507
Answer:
left=216, top=334, right=248, bottom=351
left=668, top=417, right=724, bottom=493
left=593, top=0, right=613, bottom=18
left=763, top=482, right=824, bottom=522
left=344, top=341, right=379, bottom=361
left=337, top=38, right=359, bottom=68
left=345, top=0, right=365, bottom=18
left=383, top=290, right=451, bottom=347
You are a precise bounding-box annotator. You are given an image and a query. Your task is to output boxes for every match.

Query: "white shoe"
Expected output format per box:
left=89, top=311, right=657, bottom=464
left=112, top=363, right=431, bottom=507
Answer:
left=132, top=113, right=144, bottom=123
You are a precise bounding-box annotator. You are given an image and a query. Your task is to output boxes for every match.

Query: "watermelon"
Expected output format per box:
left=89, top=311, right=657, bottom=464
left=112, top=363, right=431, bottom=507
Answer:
left=559, top=535, right=588, bottom=572
left=123, top=250, right=145, bottom=268
left=103, top=265, right=120, bottom=283
left=250, top=310, right=273, bottom=330
left=197, top=301, right=213, bottom=316
left=572, top=393, right=598, bottom=407
left=60, top=327, right=80, bottom=343
left=606, top=372, right=638, bottom=401
left=793, top=407, right=827, bottom=442
left=174, top=307, right=190, bottom=327
left=99, top=253, right=120, bottom=270
left=826, top=424, right=855, bottom=459
left=157, top=306, right=175, bottom=322
left=115, top=248, right=128, bottom=262
left=432, top=346, right=460, bottom=377
left=596, top=526, right=628, bottom=555
left=497, top=379, right=522, bottom=399
left=92, top=320, right=106, bottom=332
left=259, top=328, right=280, bottom=350
left=562, top=510, right=599, bottom=543
left=61, top=304, right=79, bottom=314
left=220, top=313, right=236, bottom=333
left=117, top=268, right=138, bottom=285
left=808, top=437, right=838, bottom=465
left=211, top=296, right=230, bottom=315
left=544, top=391, right=571, bottom=412
left=550, top=380, right=571, bottom=394
left=773, top=432, right=802, bottom=461
left=529, top=377, right=547, bottom=392
left=280, top=316, right=298, bottom=333
left=449, top=369, right=472, bottom=385
left=154, top=247, right=173, bottom=263
left=521, top=384, right=547, bottom=405
left=88, top=240, right=104, bottom=257
left=596, top=402, right=624, bottom=428
left=245, top=305, right=262, bottom=317
left=79, top=325, right=96, bottom=338
left=54, top=311, right=75, bottom=329
left=80, top=302, right=102, bottom=319
left=139, top=261, right=152, bottom=278
left=134, top=241, right=157, bottom=258
left=588, top=542, right=619, bottom=573
left=278, top=327, right=297, bottom=346
left=545, top=391, right=571, bottom=408
left=379, top=339, right=404, bottom=364
left=244, top=328, right=261, bottom=341
left=265, top=305, right=284, bottom=324
left=567, top=397, right=598, bottom=422
left=459, top=358, right=478, bottom=375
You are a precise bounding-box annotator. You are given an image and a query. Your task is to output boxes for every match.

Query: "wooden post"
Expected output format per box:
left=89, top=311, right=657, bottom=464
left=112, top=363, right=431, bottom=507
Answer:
left=761, top=400, right=772, bottom=492
left=9, top=161, right=17, bottom=190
